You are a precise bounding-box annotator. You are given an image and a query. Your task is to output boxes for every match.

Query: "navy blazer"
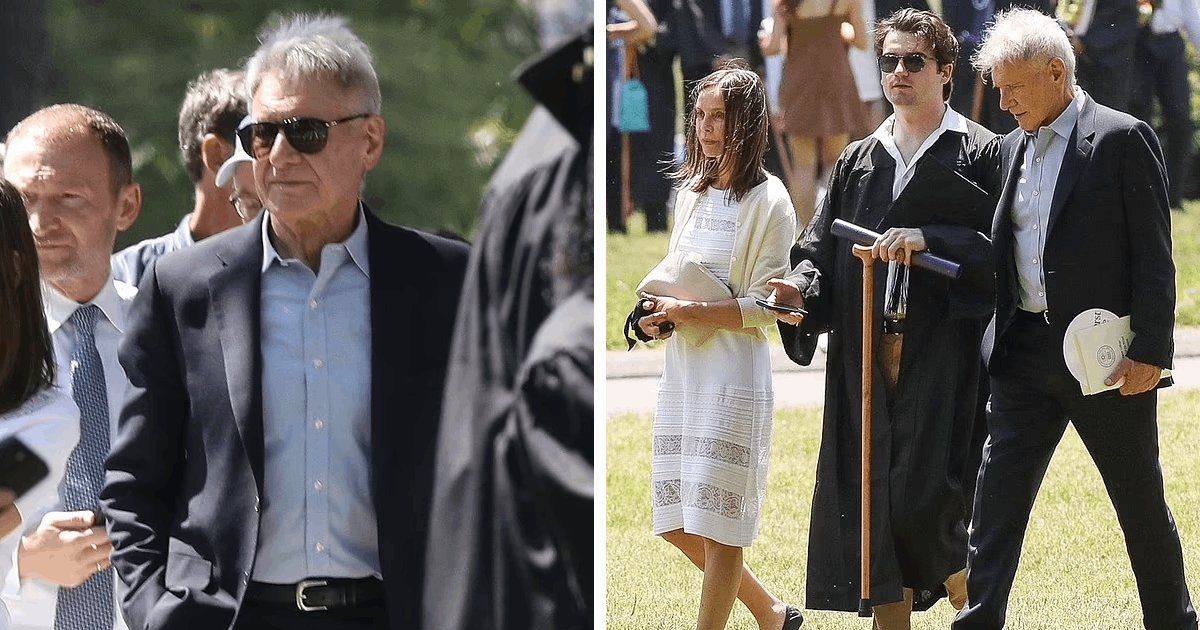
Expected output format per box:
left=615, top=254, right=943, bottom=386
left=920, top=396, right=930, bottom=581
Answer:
left=102, top=208, right=469, bottom=630
left=982, top=95, right=1175, bottom=372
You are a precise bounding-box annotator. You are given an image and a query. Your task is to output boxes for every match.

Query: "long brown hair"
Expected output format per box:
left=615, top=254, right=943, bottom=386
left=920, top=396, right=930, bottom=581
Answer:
left=672, top=61, right=769, bottom=201
left=0, top=178, right=55, bottom=415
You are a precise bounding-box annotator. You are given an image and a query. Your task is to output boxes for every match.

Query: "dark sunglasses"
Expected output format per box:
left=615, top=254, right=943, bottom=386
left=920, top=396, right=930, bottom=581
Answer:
left=237, top=113, right=371, bottom=156
left=879, top=53, right=933, bottom=74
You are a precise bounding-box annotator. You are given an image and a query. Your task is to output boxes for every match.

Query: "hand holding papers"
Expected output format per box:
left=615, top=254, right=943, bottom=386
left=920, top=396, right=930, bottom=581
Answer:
left=1063, top=309, right=1171, bottom=395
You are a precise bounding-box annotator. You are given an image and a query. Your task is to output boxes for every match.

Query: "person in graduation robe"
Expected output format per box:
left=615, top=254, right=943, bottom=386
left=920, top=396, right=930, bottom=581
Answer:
left=765, top=9, right=1002, bottom=628
left=421, top=27, right=594, bottom=630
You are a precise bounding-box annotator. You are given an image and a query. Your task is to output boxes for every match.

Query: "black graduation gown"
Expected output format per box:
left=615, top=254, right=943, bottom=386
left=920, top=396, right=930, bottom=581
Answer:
left=422, top=30, right=594, bottom=630
left=780, top=118, right=1002, bottom=611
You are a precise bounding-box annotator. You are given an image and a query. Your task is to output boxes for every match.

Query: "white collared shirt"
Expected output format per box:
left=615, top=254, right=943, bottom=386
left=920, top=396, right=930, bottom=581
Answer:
left=1012, top=89, right=1087, bottom=313
left=871, top=105, right=971, bottom=200
left=1, top=276, right=134, bottom=630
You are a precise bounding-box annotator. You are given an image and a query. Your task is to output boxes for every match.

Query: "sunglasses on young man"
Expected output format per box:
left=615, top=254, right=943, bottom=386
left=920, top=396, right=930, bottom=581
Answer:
left=236, top=113, right=372, bottom=157
left=879, top=53, right=934, bottom=74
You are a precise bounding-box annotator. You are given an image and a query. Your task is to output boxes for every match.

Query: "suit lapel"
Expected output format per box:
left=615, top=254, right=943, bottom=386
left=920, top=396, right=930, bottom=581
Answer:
left=994, top=131, right=1026, bottom=328
left=994, top=131, right=1025, bottom=244
left=365, top=211, right=414, bottom=507
left=211, top=217, right=266, bottom=491
left=1047, top=98, right=1095, bottom=237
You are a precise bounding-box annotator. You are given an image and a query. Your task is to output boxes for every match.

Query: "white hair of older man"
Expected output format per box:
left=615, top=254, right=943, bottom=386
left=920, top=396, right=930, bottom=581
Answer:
left=245, top=13, right=382, bottom=115
left=972, top=8, right=1076, bottom=85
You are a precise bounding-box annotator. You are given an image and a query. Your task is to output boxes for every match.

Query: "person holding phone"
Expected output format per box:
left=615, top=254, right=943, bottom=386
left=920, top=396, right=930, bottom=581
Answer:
left=765, top=9, right=1001, bottom=628
left=0, top=177, right=81, bottom=621
left=634, top=62, right=800, bottom=630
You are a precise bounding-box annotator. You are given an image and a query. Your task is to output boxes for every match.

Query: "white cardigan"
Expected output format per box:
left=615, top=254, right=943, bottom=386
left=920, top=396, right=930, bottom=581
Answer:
left=666, top=173, right=797, bottom=340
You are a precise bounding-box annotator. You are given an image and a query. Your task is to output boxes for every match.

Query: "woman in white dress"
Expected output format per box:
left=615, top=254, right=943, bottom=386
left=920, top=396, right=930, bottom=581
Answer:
left=0, top=178, right=81, bottom=627
left=636, top=64, right=801, bottom=630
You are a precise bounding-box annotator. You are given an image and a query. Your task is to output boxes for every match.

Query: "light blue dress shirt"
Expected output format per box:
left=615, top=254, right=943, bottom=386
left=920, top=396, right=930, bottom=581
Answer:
left=253, top=207, right=381, bottom=583
left=1012, top=89, right=1085, bottom=313
left=110, top=215, right=194, bottom=287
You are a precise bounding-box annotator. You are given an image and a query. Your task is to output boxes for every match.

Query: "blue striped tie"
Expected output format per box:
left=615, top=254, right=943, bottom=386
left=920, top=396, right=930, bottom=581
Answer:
left=54, top=305, right=113, bottom=630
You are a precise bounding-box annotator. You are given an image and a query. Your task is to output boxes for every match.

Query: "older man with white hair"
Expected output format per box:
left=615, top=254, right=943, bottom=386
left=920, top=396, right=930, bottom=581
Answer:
left=953, top=8, right=1197, bottom=630
left=101, top=13, right=468, bottom=630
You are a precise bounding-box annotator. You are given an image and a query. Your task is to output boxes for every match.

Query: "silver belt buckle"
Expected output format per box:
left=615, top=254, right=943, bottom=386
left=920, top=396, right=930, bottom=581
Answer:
left=1042, top=310, right=1050, bottom=325
left=295, top=578, right=329, bottom=612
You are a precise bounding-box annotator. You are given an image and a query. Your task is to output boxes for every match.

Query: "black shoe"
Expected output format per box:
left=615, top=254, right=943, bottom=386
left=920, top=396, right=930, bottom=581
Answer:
left=782, top=604, right=804, bottom=630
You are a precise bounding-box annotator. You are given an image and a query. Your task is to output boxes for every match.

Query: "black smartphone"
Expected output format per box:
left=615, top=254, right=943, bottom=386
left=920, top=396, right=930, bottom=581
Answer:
left=0, top=436, right=48, bottom=499
left=755, top=298, right=808, bottom=315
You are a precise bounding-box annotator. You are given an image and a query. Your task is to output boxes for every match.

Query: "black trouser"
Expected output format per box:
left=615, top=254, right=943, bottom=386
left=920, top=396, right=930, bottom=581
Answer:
left=953, top=313, right=1197, bottom=630
left=1130, top=29, right=1193, bottom=209
left=233, top=600, right=388, bottom=629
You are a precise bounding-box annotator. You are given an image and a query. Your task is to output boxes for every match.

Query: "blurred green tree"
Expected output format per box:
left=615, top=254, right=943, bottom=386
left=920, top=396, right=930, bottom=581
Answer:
left=39, top=0, right=538, bottom=247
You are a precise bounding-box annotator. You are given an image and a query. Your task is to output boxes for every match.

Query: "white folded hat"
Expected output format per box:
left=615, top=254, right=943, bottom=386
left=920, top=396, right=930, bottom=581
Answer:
left=216, top=115, right=254, bottom=188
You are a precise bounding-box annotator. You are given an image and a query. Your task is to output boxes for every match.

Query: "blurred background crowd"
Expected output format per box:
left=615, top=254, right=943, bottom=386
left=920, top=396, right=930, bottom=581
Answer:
left=606, top=0, right=1200, bottom=232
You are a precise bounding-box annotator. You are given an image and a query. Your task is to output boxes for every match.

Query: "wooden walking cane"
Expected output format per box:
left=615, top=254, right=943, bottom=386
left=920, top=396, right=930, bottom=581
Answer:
left=769, top=113, right=797, bottom=192
left=851, top=243, right=875, bottom=617
left=829, top=219, right=963, bottom=618
left=971, top=71, right=986, bottom=124
left=620, top=45, right=637, bottom=224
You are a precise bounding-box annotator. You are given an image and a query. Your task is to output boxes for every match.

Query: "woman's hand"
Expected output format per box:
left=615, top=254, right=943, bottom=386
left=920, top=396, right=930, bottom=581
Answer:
left=840, top=21, right=856, bottom=46
left=636, top=295, right=675, bottom=340
left=607, top=21, right=654, bottom=47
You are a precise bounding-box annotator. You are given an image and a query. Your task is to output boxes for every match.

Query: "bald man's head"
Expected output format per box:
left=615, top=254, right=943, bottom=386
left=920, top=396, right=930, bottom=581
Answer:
left=6, top=104, right=133, bottom=195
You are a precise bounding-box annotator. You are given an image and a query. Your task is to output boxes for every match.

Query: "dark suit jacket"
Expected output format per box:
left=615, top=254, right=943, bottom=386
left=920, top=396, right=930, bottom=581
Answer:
left=101, top=209, right=469, bottom=630
left=982, top=95, right=1175, bottom=373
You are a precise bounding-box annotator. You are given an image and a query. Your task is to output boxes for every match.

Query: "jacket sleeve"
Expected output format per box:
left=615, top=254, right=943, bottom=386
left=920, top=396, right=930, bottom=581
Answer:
left=921, top=223, right=994, bottom=320
left=1121, top=121, right=1176, bottom=368
left=101, top=261, right=187, bottom=630
left=778, top=150, right=850, bottom=364
left=736, top=191, right=798, bottom=329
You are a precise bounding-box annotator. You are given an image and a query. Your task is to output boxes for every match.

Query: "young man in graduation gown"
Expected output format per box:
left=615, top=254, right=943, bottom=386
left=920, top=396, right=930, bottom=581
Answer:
left=766, top=9, right=1002, bottom=628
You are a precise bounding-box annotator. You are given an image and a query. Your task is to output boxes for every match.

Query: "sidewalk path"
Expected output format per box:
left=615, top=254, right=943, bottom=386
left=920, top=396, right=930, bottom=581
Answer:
left=606, top=327, right=1200, bottom=416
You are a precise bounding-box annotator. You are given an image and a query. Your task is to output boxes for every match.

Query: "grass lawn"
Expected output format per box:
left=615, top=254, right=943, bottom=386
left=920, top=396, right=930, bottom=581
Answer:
left=606, top=200, right=1200, bottom=349
left=606, top=390, right=1200, bottom=629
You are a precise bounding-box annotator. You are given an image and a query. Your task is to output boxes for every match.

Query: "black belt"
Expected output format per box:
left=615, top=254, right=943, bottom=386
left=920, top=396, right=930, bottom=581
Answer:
left=245, top=577, right=383, bottom=612
left=1014, top=309, right=1051, bottom=326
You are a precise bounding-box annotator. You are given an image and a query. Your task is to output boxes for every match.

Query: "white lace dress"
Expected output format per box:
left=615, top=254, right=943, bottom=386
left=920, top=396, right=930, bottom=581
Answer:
left=650, top=188, right=775, bottom=547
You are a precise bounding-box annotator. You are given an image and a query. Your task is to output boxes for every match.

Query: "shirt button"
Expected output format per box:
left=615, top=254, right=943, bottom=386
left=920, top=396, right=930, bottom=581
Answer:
left=313, top=358, right=324, bottom=368
left=1032, top=190, right=1039, bottom=196
left=1035, top=157, right=1042, bottom=163
left=313, top=480, right=324, bottom=491
left=1033, top=224, right=1039, bottom=230
left=315, top=542, right=326, bottom=553
left=1038, top=291, right=1045, bottom=297
left=730, top=256, right=737, bottom=262
left=1032, top=258, right=1038, bottom=264
left=313, top=419, right=325, bottom=430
